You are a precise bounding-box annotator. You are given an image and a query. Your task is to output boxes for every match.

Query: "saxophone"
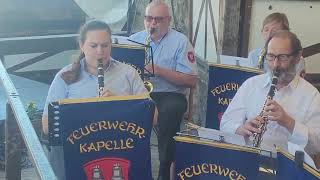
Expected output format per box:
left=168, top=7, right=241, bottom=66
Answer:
left=143, top=28, right=155, bottom=92
left=145, top=28, right=153, bottom=64
left=97, top=58, right=104, bottom=97
left=257, top=48, right=266, bottom=70
left=252, top=69, right=280, bottom=148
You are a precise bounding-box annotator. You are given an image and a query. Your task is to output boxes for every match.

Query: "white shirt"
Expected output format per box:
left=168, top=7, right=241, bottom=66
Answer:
left=220, top=73, right=320, bottom=154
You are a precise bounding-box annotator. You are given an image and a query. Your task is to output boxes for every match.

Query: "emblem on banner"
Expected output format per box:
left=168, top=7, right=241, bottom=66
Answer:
left=187, top=51, right=195, bottom=63
left=83, top=157, right=130, bottom=180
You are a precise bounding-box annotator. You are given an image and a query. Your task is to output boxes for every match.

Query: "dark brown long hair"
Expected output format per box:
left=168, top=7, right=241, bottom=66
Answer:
left=61, top=20, right=112, bottom=84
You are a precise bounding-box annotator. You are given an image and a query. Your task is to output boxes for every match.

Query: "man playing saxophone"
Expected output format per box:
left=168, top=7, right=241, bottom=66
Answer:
left=220, top=30, right=320, bottom=169
left=129, top=1, right=198, bottom=179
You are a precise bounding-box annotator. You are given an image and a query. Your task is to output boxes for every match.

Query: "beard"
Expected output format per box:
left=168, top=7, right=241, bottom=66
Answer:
left=266, top=62, right=297, bottom=84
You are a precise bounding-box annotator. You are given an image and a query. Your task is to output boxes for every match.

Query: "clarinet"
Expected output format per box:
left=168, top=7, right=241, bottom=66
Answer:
left=97, top=58, right=104, bottom=97
left=252, top=69, right=280, bottom=148
left=257, top=48, right=266, bottom=70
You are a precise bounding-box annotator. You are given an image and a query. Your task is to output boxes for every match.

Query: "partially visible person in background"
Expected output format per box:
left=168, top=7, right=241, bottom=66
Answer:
left=248, top=12, right=289, bottom=70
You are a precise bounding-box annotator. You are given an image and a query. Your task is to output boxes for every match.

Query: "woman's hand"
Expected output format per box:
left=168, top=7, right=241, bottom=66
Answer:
left=99, top=89, right=114, bottom=97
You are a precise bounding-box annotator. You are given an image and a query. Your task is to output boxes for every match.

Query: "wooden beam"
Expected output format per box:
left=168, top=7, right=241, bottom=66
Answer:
left=239, top=0, right=253, bottom=58
left=303, top=43, right=320, bottom=58
left=305, top=73, right=320, bottom=92
left=218, top=0, right=241, bottom=56
left=0, top=34, right=78, bottom=55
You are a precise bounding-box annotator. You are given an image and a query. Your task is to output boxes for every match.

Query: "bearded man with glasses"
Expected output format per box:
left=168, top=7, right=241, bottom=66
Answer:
left=129, top=1, right=198, bottom=179
left=220, top=30, right=320, bottom=170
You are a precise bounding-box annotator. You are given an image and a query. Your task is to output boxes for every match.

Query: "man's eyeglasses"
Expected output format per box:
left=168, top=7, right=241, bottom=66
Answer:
left=266, top=51, right=298, bottom=62
left=144, top=15, right=169, bottom=23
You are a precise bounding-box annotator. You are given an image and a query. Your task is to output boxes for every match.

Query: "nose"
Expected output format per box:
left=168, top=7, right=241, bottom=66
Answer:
left=272, top=57, right=281, bottom=66
left=150, top=18, right=158, bottom=25
left=96, top=45, right=104, bottom=54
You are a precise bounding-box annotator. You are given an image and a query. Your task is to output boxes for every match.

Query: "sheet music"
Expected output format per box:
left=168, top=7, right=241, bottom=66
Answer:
left=197, top=127, right=246, bottom=146
left=111, top=35, right=132, bottom=44
left=220, top=55, right=253, bottom=68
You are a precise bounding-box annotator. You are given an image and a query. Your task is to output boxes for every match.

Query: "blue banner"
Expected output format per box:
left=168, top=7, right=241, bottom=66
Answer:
left=174, top=136, right=260, bottom=180
left=49, top=95, right=155, bottom=180
left=276, top=149, right=320, bottom=180
left=111, top=44, right=145, bottom=80
left=206, top=64, right=260, bottom=129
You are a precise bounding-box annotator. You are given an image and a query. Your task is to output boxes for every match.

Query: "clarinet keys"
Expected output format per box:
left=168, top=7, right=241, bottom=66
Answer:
left=97, top=58, right=104, bottom=97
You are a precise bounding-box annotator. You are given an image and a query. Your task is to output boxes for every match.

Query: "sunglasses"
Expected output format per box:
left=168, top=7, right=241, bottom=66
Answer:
left=144, top=15, right=169, bottom=23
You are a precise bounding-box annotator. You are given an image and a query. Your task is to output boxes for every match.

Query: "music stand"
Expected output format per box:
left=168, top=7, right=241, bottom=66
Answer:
left=127, top=39, right=155, bottom=80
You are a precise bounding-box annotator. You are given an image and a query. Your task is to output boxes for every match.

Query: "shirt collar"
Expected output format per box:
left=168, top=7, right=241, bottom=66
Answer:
left=80, top=58, right=114, bottom=76
left=287, top=74, right=300, bottom=89
left=262, top=73, right=300, bottom=90
left=150, top=28, right=170, bottom=44
left=106, top=58, right=115, bottom=72
left=262, top=73, right=271, bottom=88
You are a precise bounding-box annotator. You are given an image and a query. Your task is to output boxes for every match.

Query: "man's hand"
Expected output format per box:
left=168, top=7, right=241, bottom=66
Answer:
left=264, top=99, right=295, bottom=133
left=235, top=116, right=264, bottom=137
left=145, top=64, right=160, bottom=75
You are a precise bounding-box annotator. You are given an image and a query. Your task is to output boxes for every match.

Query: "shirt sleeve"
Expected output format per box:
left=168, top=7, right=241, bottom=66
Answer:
left=175, top=37, right=197, bottom=75
left=220, top=79, right=250, bottom=134
left=290, top=91, right=320, bottom=154
left=128, top=31, right=146, bottom=44
left=248, top=48, right=260, bottom=68
left=42, top=72, right=68, bottom=116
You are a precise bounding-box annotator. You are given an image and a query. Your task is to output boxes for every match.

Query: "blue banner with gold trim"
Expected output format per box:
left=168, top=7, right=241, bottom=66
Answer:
left=276, top=149, right=320, bottom=180
left=206, top=64, right=260, bottom=129
left=48, top=95, right=155, bottom=180
left=111, top=44, right=145, bottom=79
left=174, top=136, right=260, bottom=180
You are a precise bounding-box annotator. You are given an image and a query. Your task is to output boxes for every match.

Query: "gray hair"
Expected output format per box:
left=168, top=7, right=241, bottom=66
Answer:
left=146, top=0, right=170, bottom=16
left=148, top=0, right=167, bottom=7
